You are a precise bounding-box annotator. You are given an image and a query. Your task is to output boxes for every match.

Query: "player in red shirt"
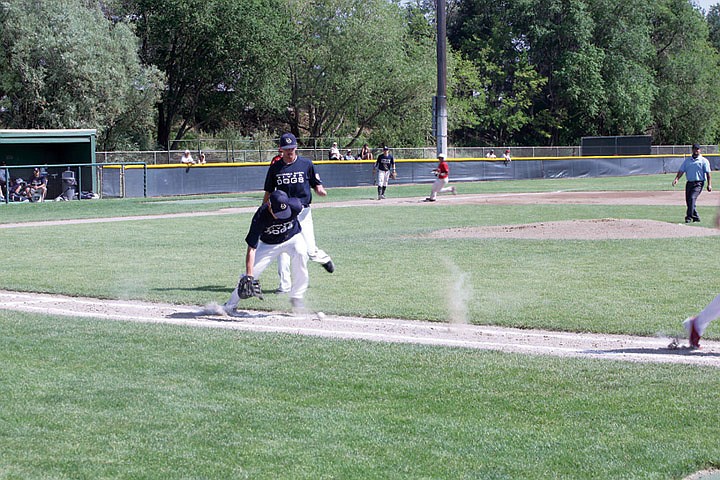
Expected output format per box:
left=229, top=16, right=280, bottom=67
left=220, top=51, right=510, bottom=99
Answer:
left=424, top=153, right=456, bottom=202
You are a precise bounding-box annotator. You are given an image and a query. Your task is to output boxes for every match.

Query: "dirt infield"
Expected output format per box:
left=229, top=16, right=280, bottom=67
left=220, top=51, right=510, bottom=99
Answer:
left=2, top=190, right=719, bottom=367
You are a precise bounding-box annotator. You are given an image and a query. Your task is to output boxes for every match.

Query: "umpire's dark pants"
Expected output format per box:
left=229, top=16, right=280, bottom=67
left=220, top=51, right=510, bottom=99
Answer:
left=685, top=180, right=704, bottom=222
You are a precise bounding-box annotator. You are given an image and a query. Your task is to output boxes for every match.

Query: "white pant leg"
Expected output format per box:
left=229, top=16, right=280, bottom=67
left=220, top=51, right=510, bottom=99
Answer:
left=288, top=235, right=309, bottom=300
left=439, top=179, right=453, bottom=194
left=694, top=293, right=720, bottom=336
left=430, top=177, right=447, bottom=200
left=277, top=252, right=292, bottom=291
left=377, top=170, right=390, bottom=187
left=298, top=207, right=331, bottom=264
left=226, top=240, right=301, bottom=307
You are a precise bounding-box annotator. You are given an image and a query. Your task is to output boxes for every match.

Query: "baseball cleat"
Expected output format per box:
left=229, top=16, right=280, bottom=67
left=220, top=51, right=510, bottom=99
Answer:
left=451, top=186, right=457, bottom=195
left=322, top=260, right=335, bottom=273
left=683, top=317, right=702, bottom=349
left=423, top=197, right=436, bottom=202
left=222, top=302, right=236, bottom=315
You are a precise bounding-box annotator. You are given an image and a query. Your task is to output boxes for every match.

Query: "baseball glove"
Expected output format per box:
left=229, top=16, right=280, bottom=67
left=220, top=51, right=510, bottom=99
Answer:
left=237, top=275, right=263, bottom=300
left=390, top=170, right=397, bottom=180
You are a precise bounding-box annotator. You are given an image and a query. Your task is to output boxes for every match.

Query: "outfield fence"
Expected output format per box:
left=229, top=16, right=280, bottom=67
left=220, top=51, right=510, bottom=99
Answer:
left=4, top=150, right=718, bottom=201
left=96, top=144, right=719, bottom=165
left=99, top=153, right=719, bottom=199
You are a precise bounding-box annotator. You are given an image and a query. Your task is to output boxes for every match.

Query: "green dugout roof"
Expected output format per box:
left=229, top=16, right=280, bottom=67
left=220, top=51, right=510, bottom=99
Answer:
left=0, top=129, right=96, bottom=144
left=0, top=129, right=96, bottom=167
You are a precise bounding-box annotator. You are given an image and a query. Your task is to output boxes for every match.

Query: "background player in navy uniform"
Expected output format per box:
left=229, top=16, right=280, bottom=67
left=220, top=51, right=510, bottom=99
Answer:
left=373, top=145, right=396, bottom=200
left=224, top=189, right=308, bottom=312
left=264, top=133, right=334, bottom=293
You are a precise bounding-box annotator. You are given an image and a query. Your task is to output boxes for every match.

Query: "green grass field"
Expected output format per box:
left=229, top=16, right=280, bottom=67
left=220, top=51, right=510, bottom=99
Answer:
left=1, top=174, right=719, bottom=478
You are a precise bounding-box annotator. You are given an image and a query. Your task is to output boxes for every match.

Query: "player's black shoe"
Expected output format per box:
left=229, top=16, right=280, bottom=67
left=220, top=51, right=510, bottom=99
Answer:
left=322, top=260, right=335, bottom=273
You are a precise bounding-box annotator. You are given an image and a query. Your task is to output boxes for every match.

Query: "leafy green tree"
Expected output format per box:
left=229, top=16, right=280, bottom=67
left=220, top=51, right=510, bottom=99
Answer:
left=447, top=0, right=547, bottom=146
left=582, top=0, right=656, bottom=137
left=114, top=0, right=289, bottom=149
left=708, top=4, right=720, bottom=50
left=0, top=0, right=163, bottom=150
left=650, top=0, right=720, bottom=144
left=283, top=0, right=436, bottom=147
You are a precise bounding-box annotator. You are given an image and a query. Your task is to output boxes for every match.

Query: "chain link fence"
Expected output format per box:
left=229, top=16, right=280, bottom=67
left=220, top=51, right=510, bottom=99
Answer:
left=96, top=142, right=719, bottom=165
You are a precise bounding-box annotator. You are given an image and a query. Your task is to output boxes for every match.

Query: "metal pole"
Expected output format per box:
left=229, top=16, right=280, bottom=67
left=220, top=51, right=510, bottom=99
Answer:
left=434, top=0, right=448, bottom=157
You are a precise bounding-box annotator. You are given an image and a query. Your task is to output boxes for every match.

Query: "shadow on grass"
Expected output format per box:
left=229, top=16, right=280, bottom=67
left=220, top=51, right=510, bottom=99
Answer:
left=153, top=285, right=280, bottom=297
left=584, top=347, right=720, bottom=357
left=153, top=285, right=229, bottom=293
left=167, top=309, right=273, bottom=321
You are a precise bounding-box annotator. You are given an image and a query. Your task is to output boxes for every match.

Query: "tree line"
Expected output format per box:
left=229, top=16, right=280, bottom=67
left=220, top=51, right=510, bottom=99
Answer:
left=1, top=0, right=719, bottom=151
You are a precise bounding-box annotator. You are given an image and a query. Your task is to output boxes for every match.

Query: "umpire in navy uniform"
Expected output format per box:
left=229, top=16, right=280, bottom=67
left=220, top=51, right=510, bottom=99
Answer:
left=672, top=143, right=712, bottom=223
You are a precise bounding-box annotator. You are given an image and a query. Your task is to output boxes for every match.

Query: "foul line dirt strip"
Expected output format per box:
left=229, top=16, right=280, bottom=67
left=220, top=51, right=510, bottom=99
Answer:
left=1, top=189, right=712, bottom=230
left=1, top=290, right=718, bottom=368
left=0, top=208, right=255, bottom=229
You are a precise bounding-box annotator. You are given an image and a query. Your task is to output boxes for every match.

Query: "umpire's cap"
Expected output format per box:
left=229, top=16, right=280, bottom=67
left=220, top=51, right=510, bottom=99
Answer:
left=269, top=190, right=292, bottom=219
left=279, top=133, right=297, bottom=150
left=693, top=143, right=701, bottom=150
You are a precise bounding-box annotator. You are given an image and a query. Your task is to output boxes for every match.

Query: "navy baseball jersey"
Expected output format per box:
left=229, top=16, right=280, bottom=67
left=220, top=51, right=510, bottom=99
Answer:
left=264, top=156, right=322, bottom=207
left=374, top=153, right=394, bottom=171
left=245, top=197, right=303, bottom=248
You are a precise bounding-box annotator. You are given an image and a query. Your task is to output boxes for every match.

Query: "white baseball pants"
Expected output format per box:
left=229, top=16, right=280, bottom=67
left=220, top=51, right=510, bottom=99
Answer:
left=429, top=177, right=453, bottom=200
left=227, top=234, right=308, bottom=306
left=692, top=293, right=720, bottom=336
left=377, top=170, right=391, bottom=187
left=277, top=207, right=331, bottom=291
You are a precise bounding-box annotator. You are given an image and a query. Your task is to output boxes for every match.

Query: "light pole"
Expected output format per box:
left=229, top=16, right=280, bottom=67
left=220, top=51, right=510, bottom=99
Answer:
left=433, top=0, right=448, bottom=157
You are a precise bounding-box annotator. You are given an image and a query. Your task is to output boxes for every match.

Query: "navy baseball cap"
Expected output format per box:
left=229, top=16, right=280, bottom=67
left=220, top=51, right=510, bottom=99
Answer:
left=269, top=190, right=292, bottom=219
left=693, top=143, right=701, bottom=150
left=279, top=133, right=297, bottom=150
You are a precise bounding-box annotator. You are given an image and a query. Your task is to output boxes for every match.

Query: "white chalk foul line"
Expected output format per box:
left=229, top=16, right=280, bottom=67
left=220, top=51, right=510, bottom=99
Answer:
left=1, top=290, right=717, bottom=366
left=0, top=302, right=588, bottom=354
